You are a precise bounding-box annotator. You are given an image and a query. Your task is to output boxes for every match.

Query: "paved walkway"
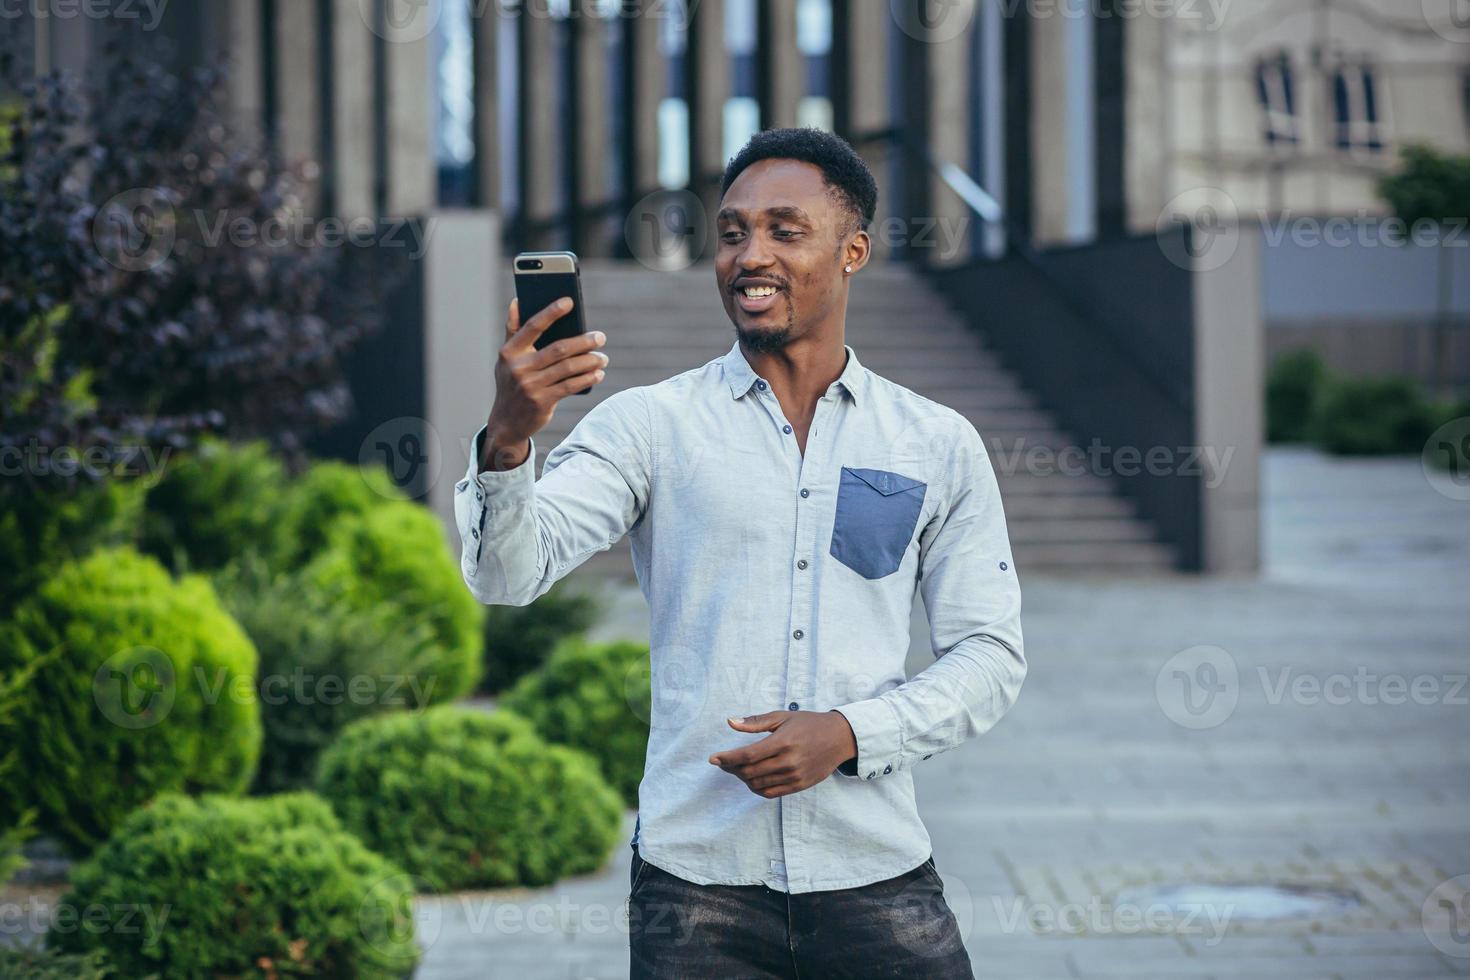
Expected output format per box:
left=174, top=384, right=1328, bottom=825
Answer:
left=417, top=448, right=1470, bottom=979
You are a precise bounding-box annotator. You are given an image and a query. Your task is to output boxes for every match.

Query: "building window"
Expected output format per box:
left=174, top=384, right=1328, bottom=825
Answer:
left=1254, top=50, right=1298, bottom=146
left=1331, top=59, right=1384, bottom=152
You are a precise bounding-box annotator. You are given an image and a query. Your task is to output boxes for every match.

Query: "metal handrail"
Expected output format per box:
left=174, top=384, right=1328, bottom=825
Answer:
left=854, top=127, right=1193, bottom=412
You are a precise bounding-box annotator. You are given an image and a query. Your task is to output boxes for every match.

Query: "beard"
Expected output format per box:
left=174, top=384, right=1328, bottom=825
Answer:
left=732, top=294, right=797, bottom=354
left=735, top=321, right=792, bottom=354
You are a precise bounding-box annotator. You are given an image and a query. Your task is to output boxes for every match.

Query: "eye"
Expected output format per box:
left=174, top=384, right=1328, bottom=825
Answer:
left=773, top=228, right=800, bottom=240
left=721, top=230, right=745, bottom=243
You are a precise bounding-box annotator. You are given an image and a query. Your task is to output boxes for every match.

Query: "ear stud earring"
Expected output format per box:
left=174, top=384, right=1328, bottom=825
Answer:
left=845, top=265, right=853, bottom=273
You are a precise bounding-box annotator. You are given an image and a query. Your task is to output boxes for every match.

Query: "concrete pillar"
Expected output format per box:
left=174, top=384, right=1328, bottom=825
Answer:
left=332, top=0, right=377, bottom=221
left=1030, top=6, right=1095, bottom=246
left=686, top=0, right=728, bottom=258
left=842, top=0, right=892, bottom=261
left=473, top=5, right=501, bottom=211
left=623, top=1, right=662, bottom=200
left=1124, top=10, right=1168, bottom=234
left=274, top=0, right=323, bottom=212
left=1192, top=223, right=1262, bottom=574
left=571, top=2, right=611, bottom=255
left=758, top=0, right=801, bottom=130
left=426, top=211, right=501, bottom=531
left=519, top=2, right=560, bottom=249
left=218, top=0, right=265, bottom=141
left=925, top=0, right=976, bottom=268
left=384, top=5, right=435, bottom=216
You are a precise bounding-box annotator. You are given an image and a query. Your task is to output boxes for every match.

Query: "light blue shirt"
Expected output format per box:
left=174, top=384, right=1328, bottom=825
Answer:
left=454, top=339, right=1025, bottom=893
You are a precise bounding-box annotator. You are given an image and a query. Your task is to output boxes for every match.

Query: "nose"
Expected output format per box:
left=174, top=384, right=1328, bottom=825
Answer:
left=734, top=233, right=774, bottom=274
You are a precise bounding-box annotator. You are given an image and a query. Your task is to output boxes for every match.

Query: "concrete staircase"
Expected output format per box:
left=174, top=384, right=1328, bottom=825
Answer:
left=502, top=260, right=1175, bottom=576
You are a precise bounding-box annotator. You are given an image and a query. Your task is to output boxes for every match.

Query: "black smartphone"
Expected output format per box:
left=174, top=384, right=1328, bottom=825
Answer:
left=513, top=251, right=592, bottom=395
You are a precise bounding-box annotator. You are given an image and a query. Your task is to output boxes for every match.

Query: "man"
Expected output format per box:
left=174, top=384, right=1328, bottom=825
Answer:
left=455, top=128, right=1024, bottom=978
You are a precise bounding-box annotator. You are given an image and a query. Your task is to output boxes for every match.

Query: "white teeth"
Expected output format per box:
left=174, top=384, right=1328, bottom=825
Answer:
left=742, top=286, right=777, bottom=298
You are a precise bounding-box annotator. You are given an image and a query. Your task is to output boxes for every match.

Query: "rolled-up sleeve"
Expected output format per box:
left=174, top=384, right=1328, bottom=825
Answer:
left=454, top=387, right=653, bottom=606
left=833, top=416, right=1025, bottom=780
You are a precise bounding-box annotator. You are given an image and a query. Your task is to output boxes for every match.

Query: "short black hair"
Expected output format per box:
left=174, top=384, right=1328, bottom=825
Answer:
left=720, top=127, right=878, bottom=238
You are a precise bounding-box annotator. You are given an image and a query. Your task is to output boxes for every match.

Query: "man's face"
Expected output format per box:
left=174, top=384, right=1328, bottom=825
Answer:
left=716, top=158, right=856, bottom=354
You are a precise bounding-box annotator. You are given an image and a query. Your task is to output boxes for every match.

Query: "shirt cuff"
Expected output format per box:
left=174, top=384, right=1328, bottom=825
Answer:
left=830, top=698, right=902, bottom=781
left=456, top=426, right=537, bottom=568
left=467, top=425, right=537, bottom=486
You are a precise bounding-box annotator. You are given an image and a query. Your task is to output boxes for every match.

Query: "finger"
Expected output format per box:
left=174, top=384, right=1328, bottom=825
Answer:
left=727, top=712, right=786, bottom=733
left=709, top=736, right=784, bottom=769
left=752, top=780, right=802, bottom=799
left=528, top=330, right=606, bottom=371
left=547, top=367, right=605, bottom=398
left=503, top=297, right=521, bottom=342
left=507, top=296, right=574, bottom=352
left=533, top=350, right=609, bottom=387
left=732, top=758, right=797, bottom=783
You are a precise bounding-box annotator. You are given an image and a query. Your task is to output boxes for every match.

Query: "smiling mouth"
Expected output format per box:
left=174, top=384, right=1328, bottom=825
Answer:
left=734, top=284, right=784, bottom=314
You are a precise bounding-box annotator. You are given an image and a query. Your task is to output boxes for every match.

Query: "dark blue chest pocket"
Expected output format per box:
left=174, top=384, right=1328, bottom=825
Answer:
left=829, top=467, right=927, bottom=579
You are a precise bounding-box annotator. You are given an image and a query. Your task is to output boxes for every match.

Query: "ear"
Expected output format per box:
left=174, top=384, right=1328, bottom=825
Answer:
left=843, top=228, right=871, bottom=276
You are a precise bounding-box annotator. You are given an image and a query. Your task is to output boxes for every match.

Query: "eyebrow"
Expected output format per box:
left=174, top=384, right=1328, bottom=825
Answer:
left=717, top=205, right=814, bottom=226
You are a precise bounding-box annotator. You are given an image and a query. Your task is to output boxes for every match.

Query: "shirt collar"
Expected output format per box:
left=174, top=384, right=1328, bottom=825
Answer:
left=720, top=340, right=867, bottom=405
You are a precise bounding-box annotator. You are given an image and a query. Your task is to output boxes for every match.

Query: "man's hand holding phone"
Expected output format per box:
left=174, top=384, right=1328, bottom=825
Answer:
left=480, top=296, right=609, bottom=472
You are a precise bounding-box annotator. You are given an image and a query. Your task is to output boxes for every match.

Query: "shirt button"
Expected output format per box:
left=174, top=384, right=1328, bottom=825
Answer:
left=799, top=488, right=809, bottom=498
left=756, top=380, right=767, bottom=390
left=792, top=629, right=804, bottom=640
left=883, top=764, right=892, bottom=774
left=866, top=772, right=875, bottom=780
left=782, top=424, right=792, bottom=434
left=788, top=701, right=799, bottom=710
left=796, top=559, right=807, bottom=570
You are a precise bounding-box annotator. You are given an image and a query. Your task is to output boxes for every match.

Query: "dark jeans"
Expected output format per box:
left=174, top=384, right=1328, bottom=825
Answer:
left=627, top=847, right=975, bottom=979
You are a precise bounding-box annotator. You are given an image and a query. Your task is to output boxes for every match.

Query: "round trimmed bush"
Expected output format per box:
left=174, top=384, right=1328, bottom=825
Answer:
left=215, top=560, right=441, bottom=794
left=479, top=581, right=603, bottom=694
left=139, top=438, right=288, bottom=572
left=51, top=792, right=419, bottom=979
left=315, top=706, right=622, bottom=891
left=301, top=503, right=484, bottom=701
left=0, top=548, right=261, bottom=854
left=501, top=638, right=650, bottom=804
left=271, top=460, right=406, bottom=570
left=1266, top=349, right=1327, bottom=444
left=0, top=478, right=145, bottom=614
left=1314, top=376, right=1436, bottom=455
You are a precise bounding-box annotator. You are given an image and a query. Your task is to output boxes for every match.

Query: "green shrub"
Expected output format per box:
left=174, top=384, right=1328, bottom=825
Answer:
left=479, top=582, right=603, bottom=694
left=271, top=460, right=406, bottom=570
left=1266, top=349, right=1328, bottom=444
left=315, top=706, right=622, bottom=891
left=215, top=559, right=441, bottom=794
left=0, top=478, right=144, bottom=614
left=139, top=438, right=288, bottom=573
left=501, top=639, right=650, bottom=805
left=0, top=548, right=261, bottom=854
left=51, top=792, right=419, bottom=979
left=302, top=503, right=484, bottom=701
left=1313, top=376, right=1437, bottom=455
left=0, top=945, right=115, bottom=979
